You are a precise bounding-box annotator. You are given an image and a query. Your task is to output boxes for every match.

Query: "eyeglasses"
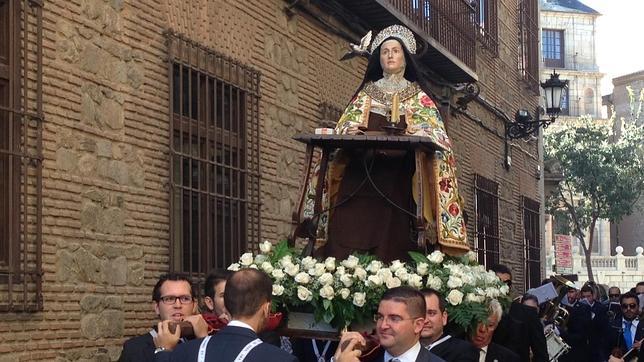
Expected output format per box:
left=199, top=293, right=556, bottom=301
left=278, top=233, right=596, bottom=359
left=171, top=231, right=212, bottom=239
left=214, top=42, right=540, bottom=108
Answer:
left=374, top=314, right=423, bottom=324
left=159, top=295, right=194, bottom=305
left=621, top=303, right=638, bottom=310
left=609, top=294, right=621, bottom=298
left=503, top=279, right=513, bottom=288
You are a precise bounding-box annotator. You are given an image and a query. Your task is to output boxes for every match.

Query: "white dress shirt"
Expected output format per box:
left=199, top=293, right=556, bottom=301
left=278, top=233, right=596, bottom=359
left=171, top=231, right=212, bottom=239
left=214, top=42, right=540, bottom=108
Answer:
left=383, top=341, right=422, bottom=362
left=228, top=320, right=255, bottom=332
left=479, top=345, right=488, bottom=362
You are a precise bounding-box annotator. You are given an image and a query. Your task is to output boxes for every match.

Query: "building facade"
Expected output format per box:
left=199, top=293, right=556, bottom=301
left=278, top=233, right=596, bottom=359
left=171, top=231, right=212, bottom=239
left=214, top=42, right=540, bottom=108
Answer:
left=0, top=0, right=543, bottom=359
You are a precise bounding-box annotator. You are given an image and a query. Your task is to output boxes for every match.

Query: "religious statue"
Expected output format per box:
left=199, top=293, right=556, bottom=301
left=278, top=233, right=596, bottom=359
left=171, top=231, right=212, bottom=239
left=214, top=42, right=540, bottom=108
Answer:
left=302, top=25, right=469, bottom=262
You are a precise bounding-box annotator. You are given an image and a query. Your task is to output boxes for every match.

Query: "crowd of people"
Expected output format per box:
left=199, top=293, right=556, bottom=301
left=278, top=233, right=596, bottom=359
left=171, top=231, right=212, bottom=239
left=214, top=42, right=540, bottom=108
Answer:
left=115, top=260, right=644, bottom=362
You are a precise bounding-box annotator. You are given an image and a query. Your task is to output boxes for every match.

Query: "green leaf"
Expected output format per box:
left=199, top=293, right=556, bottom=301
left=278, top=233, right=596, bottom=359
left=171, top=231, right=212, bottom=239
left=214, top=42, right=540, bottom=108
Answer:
left=408, top=251, right=428, bottom=265
left=323, top=299, right=332, bottom=310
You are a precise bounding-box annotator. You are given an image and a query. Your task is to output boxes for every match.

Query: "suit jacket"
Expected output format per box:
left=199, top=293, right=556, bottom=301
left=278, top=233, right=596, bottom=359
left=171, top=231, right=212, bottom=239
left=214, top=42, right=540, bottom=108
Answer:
left=492, top=302, right=548, bottom=362
left=372, top=345, right=446, bottom=362
left=606, top=318, right=644, bottom=361
left=559, top=302, right=592, bottom=362
left=485, top=343, right=520, bottom=362
left=154, top=325, right=297, bottom=362
left=291, top=338, right=338, bottom=362
left=427, top=335, right=478, bottom=362
left=586, top=301, right=609, bottom=361
left=119, top=331, right=155, bottom=362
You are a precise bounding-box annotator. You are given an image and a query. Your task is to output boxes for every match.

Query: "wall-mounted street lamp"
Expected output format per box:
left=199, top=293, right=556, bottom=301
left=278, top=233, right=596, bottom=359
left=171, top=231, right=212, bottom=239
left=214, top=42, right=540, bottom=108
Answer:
left=506, top=71, right=569, bottom=140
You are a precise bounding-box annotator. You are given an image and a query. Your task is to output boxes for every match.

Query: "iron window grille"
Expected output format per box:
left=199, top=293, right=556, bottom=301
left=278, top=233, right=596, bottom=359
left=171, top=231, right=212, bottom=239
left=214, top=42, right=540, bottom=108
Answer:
left=476, top=0, right=499, bottom=55
left=166, top=32, right=261, bottom=275
left=518, top=0, right=540, bottom=94
left=475, top=175, right=500, bottom=269
left=523, top=197, right=541, bottom=289
left=0, top=0, right=44, bottom=312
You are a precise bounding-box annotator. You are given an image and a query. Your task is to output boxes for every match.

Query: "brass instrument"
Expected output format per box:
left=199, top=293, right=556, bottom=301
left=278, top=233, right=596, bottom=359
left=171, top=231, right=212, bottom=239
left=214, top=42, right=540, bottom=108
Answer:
left=541, top=275, right=575, bottom=328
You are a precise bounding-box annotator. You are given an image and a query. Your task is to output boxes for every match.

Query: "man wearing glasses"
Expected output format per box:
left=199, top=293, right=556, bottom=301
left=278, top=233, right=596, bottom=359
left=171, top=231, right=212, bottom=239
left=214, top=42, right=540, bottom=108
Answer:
left=331, top=287, right=445, bottom=362
left=119, top=273, right=208, bottom=362
left=607, top=291, right=644, bottom=361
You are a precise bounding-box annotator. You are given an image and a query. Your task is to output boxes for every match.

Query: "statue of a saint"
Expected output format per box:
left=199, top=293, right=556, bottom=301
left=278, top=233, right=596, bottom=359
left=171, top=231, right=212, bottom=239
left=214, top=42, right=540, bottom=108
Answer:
left=304, top=25, right=469, bottom=262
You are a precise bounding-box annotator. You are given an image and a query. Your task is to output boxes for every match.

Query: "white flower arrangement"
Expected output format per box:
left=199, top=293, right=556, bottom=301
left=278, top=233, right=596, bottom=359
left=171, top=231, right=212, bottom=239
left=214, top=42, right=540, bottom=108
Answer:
left=229, top=241, right=510, bottom=331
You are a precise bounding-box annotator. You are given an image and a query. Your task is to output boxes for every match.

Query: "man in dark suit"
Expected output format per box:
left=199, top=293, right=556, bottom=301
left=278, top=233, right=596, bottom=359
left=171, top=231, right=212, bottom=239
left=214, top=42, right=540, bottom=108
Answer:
left=418, top=288, right=478, bottom=362
left=332, top=287, right=445, bottom=362
left=470, top=299, right=519, bottom=362
left=580, top=283, right=610, bottom=361
left=153, top=268, right=297, bottom=362
left=489, top=265, right=548, bottom=362
left=118, top=273, right=208, bottom=362
left=606, top=292, right=644, bottom=361
left=559, top=286, right=592, bottom=362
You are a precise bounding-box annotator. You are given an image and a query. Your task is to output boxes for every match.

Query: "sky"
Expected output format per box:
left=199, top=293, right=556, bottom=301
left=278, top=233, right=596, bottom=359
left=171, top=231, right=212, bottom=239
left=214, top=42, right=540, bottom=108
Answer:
left=581, top=0, right=644, bottom=95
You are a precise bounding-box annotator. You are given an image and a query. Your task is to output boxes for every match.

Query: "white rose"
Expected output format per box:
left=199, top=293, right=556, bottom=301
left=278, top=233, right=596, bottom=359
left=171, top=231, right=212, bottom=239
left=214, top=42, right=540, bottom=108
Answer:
left=297, top=286, right=313, bottom=301
left=272, top=284, right=284, bottom=296
left=354, top=267, right=367, bottom=281
left=390, top=260, right=405, bottom=272
left=485, top=287, right=500, bottom=298
left=249, top=264, right=258, bottom=269
left=416, top=262, right=429, bottom=276
left=340, top=274, right=354, bottom=287
left=254, top=254, right=268, bottom=264
left=499, top=285, right=510, bottom=295
left=240, top=252, right=254, bottom=266
left=280, top=255, right=293, bottom=268
left=427, top=251, right=444, bottom=264
left=341, top=255, right=359, bottom=269
left=301, top=256, right=316, bottom=270
left=476, top=287, right=485, bottom=296
left=367, top=260, right=382, bottom=273
left=447, top=276, right=463, bottom=289
left=295, top=272, right=311, bottom=284
left=320, top=285, right=335, bottom=300
left=426, top=276, right=442, bottom=290
left=260, top=240, right=273, bottom=253
left=319, top=272, right=334, bottom=286
left=284, top=263, right=300, bottom=276
left=447, top=289, right=464, bottom=306
left=407, top=274, right=423, bottom=288
left=272, top=269, right=285, bottom=280
left=367, top=275, right=383, bottom=286
left=353, top=292, right=366, bottom=307
left=461, top=273, right=475, bottom=286
left=466, top=293, right=482, bottom=303
left=385, top=276, right=402, bottom=288
left=335, top=266, right=346, bottom=276
left=485, top=271, right=498, bottom=284
left=228, top=263, right=240, bottom=271
left=339, top=288, right=351, bottom=299
left=465, top=251, right=477, bottom=262
left=377, top=268, right=393, bottom=281
left=394, top=268, right=409, bottom=282
left=312, top=263, right=326, bottom=277
left=324, top=257, right=336, bottom=271
left=261, top=261, right=274, bottom=273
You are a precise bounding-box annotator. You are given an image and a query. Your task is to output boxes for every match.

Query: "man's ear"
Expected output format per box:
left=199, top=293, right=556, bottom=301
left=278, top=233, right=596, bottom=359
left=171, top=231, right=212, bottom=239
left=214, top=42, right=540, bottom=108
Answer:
left=204, top=296, right=215, bottom=312
left=154, top=301, right=160, bottom=318
left=413, top=317, right=425, bottom=334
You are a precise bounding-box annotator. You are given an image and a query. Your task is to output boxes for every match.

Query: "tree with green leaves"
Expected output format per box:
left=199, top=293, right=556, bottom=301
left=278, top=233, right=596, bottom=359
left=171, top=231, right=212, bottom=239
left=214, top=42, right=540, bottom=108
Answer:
left=545, top=117, right=644, bottom=281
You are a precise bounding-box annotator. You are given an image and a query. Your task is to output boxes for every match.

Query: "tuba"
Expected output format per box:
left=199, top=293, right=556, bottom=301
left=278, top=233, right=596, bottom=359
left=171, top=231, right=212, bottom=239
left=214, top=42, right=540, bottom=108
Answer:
left=540, top=275, right=574, bottom=328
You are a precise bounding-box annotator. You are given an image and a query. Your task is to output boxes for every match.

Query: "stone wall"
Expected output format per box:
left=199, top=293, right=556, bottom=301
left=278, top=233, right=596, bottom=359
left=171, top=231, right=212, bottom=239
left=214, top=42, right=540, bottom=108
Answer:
left=0, top=0, right=541, bottom=359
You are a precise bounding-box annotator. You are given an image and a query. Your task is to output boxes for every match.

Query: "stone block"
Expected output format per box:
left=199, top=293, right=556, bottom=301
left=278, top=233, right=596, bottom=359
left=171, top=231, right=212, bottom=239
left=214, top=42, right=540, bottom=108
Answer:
left=80, top=201, right=100, bottom=231
left=104, top=160, right=129, bottom=185
left=98, top=206, right=125, bottom=235
left=80, top=294, right=104, bottom=314
left=57, top=249, right=76, bottom=282
left=105, top=295, right=122, bottom=310
left=73, top=247, right=103, bottom=283
left=56, top=148, right=78, bottom=172
left=78, top=154, right=97, bottom=176
left=80, top=314, right=101, bottom=340
left=103, top=256, right=127, bottom=285
left=97, top=310, right=124, bottom=338
left=128, top=262, right=145, bottom=286
left=96, top=140, right=112, bottom=158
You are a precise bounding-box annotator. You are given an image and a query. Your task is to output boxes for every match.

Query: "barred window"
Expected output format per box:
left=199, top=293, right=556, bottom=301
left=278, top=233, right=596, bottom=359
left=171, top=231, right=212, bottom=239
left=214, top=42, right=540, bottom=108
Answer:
left=0, top=0, right=43, bottom=312
left=518, top=0, right=540, bottom=93
left=523, top=197, right=541, bottom=289
left=476, top=0, right=498, bottom=55
left=475, top=175, right=499, bottom=268
left=167, top=32, right=261, bottom=275
left=542, top=29, right=564, bottom=68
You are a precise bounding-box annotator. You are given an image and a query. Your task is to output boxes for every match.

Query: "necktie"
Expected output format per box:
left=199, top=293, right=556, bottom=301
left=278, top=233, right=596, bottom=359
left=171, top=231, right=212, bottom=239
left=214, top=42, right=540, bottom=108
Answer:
left=624, top=320, right=633, bottom=349
left=388, top=359, right=401, bottom=362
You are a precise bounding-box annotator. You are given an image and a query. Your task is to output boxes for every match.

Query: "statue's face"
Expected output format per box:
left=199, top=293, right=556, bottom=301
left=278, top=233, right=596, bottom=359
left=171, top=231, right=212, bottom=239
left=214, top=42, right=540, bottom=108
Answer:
left=380, top=39, right=405, bottom=74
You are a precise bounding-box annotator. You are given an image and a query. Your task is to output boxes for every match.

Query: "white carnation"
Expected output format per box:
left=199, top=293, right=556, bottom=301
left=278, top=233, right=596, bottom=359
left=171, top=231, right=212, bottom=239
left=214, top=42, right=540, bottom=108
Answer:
left=228, top=263, right=240, bottom=271
left=354, top=267, right=367, bottom=281
left=416, top=262, right=429, bottom=276
left=319, top=272, right=334, bottom=286
left=447, top=289, right=464, bottom=306
left=259, top=240, right=272, bottom=253
left=339, top=288, right=351, bottom=299
left=324, top=257, right=336, bottom=271
left=320, top=285, right=335, bottom=300
left=447, top=276, right=463, bottom=289
left=301, top=256, right=317, bottom=270
left=284, top=263, right=300, bottom=276
left=341, top=255, right=359, bottom=269
left=353, top=292, right=366, bottom=307
left=240, top=252, right=254, bottom=266
left=295, top=272, right=311, bottom=284
left=297, top=286, right=313, bottom=301
left=272, top=284, right=284, bottom=296
left=427, top=251, right=444, bottom=264
left=340, top=274, right=354, bottom=287
left=272, top=269, right=285, bottom=280
left=385, top=276, right=402, bottom=288
left=407, top=274, right=423, bottom=288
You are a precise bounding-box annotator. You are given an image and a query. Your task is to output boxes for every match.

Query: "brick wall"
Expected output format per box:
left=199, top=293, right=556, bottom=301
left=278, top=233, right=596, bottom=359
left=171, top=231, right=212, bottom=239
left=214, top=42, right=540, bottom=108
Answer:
left=0, top=0, right=540, bottom=360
